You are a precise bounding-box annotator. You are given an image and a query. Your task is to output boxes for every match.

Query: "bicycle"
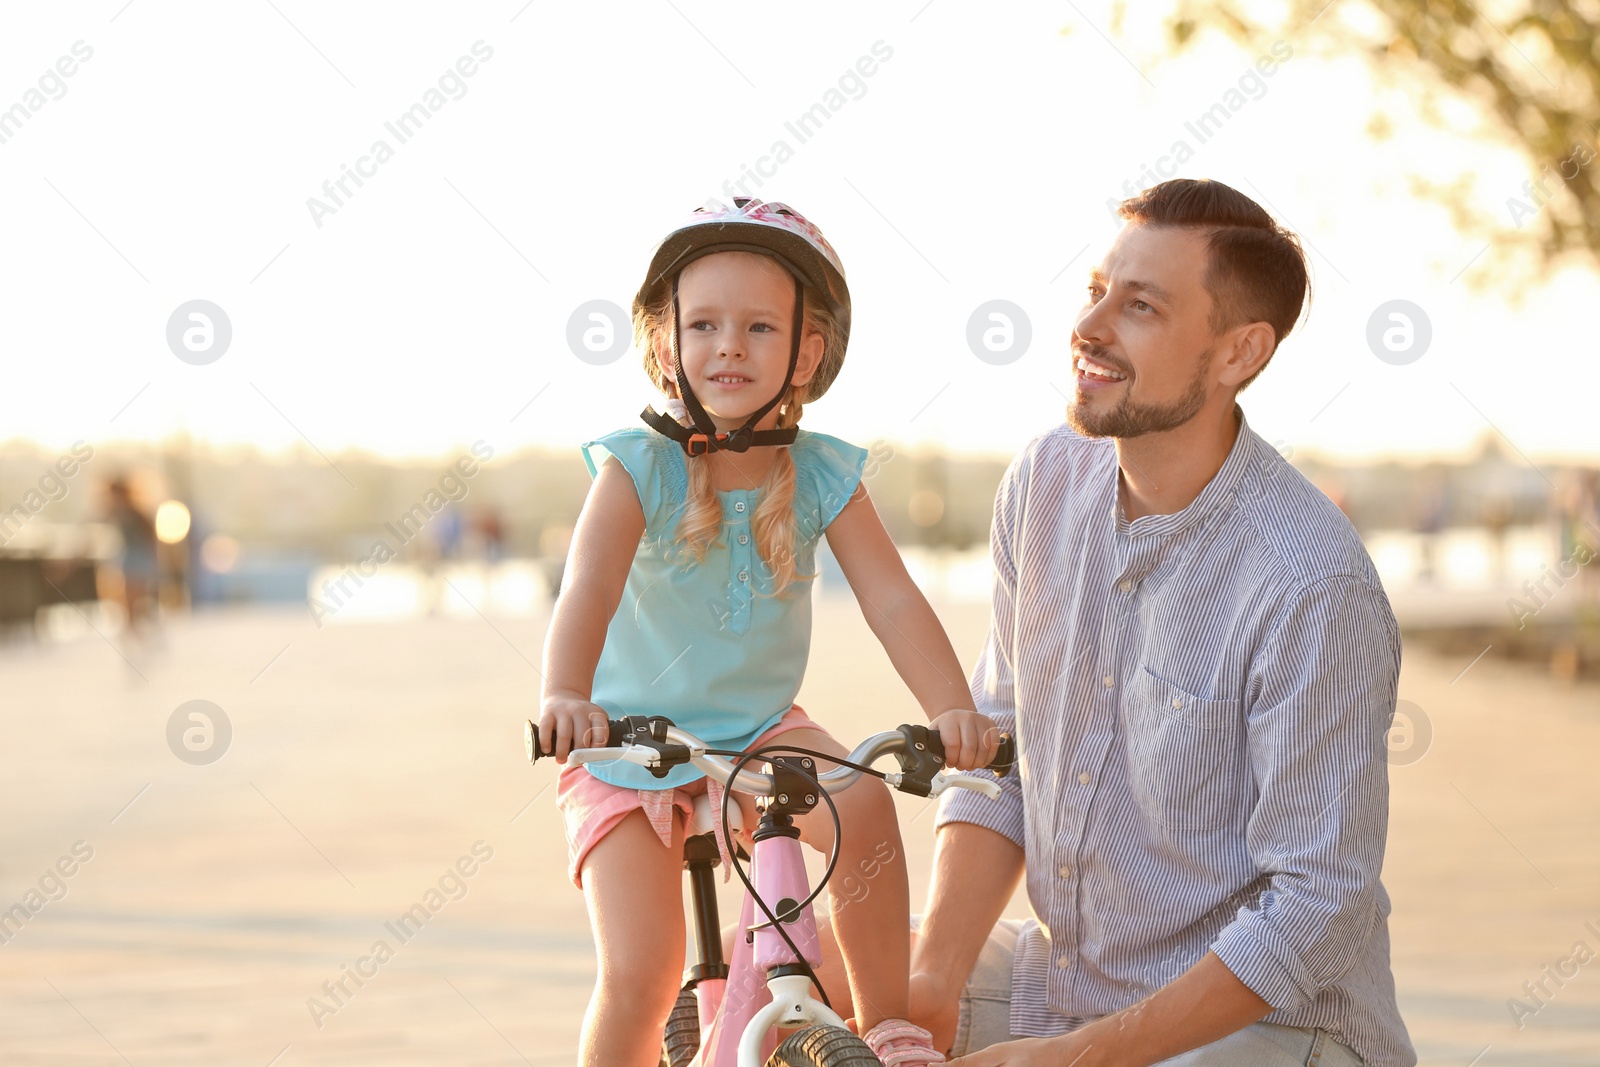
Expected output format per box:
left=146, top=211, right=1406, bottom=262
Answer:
left=526, top=714, right=1014, bottom=1066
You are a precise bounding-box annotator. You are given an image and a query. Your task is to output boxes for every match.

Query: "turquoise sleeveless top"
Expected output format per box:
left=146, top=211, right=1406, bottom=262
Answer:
left=579, top=427, right=868, bottom=789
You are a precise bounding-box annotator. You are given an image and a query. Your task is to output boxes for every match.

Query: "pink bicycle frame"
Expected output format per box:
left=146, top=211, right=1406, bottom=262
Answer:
left=692, top=829, right=843, bottom=1066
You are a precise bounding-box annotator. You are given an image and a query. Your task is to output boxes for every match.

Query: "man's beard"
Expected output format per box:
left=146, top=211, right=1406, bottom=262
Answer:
left=1066, top=345, right=1213, bottom=439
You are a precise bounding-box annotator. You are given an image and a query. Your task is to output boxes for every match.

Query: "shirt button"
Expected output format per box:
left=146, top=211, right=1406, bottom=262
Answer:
left=1056, top=955, right=1071, bottom=970
left=1119, top=579, right=1132, bottom=592
left=1171, top=697, right=1183, bottom=709
left=1103, top=675, right=1114, bottom=688
left=738, top=533, right=749, bottom=545
left=737, top=570, right=750, bottom=583
left=734, top=501, right=746, bottom=513
left=1078, top=772, right=1091, bottom=785
left=1058, top=864, right=1072, bottom=878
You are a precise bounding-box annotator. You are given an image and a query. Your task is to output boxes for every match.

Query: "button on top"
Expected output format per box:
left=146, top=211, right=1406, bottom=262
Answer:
left=1078, top=772, right=1091, bottom=785
left=733, top=501, right=746, bottom=513
left=1056, top=955, right=1071, bottom=970
left=1119, top=579, right=1133, bottom=592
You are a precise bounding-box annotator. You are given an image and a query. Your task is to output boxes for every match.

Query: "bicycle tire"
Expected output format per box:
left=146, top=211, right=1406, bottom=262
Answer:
left=765, top=1025, right=882, bottom=1066
left=661, top=988, right=701, bottom=1067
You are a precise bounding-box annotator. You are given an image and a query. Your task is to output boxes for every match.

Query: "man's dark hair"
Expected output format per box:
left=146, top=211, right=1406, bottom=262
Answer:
left=1117, top=179, right=1310, bottom=391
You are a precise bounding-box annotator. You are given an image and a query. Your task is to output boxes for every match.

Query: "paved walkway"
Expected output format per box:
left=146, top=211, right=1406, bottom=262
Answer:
left=0, top=601, right=1594, bottom=1065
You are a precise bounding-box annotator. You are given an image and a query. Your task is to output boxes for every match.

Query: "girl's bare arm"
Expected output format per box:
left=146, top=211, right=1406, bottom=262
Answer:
left=538, top=458, right=645, bottom=758
left=824, top=484, right=996, bottom=769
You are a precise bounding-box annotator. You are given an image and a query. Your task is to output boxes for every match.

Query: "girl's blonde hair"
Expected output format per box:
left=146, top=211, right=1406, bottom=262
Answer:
left=633, top=264, right=847, bottom=598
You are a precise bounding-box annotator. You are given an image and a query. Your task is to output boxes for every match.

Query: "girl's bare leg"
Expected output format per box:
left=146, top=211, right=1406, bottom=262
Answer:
left=577, top=810, right=687, bottom=1067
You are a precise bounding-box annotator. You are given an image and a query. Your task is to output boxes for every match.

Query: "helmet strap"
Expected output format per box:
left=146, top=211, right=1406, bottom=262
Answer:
left=640, top=269, right=804, bottom=456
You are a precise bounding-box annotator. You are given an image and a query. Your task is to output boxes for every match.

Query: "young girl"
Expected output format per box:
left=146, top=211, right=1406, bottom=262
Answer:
left=538, top=198, right=996, bottom=1067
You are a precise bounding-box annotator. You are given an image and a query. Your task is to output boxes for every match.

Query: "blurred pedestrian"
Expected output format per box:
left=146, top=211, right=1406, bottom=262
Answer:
left=104, top=476, right=159, bottom=644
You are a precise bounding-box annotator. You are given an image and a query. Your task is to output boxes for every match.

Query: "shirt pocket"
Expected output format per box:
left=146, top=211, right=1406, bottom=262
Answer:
left=1124, top=666, right=1247, bottom=832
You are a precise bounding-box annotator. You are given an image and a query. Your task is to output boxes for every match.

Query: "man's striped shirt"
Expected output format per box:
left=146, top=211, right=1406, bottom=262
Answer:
left=938, top=407, right=1414, bottom=1067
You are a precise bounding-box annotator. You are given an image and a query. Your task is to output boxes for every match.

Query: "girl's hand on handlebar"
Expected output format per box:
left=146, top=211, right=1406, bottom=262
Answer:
left=537, top=695, right=610, bottom=762
left=930, top=709, right=1000, bottom=771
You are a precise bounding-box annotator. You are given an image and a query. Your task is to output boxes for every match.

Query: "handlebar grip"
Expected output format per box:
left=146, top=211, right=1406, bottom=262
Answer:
left=916, top=728, right=1017, bottom=777
left=525, top=716, right=650, bottom=764
left=525, top=720, right=548, bottom=763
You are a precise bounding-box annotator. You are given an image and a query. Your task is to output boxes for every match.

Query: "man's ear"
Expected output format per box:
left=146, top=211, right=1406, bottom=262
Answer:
left=1217, top=321, right=1275, bottom=388
left=788, top=327, right=827, bottom=391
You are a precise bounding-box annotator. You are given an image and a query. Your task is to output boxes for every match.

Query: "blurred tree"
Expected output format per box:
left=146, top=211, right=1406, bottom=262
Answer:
left=1161, top=0, right=1600, bottom=277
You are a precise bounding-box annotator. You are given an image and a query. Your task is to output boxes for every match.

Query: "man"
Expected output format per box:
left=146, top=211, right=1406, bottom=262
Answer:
left=908, top=179, right=1415, bottom=1066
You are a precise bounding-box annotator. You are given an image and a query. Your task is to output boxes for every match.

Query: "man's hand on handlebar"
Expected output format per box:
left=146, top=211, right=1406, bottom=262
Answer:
left=929, top=708, right=1001, bottom=772
left=536, top=693, right=611, bottom=762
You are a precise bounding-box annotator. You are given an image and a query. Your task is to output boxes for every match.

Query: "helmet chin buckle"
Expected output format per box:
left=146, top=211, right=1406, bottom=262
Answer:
left=685, top=427, right=754, bottom=456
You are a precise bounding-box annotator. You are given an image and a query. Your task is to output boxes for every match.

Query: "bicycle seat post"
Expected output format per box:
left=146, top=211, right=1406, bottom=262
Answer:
left=682, top=833, right=728, bottom=990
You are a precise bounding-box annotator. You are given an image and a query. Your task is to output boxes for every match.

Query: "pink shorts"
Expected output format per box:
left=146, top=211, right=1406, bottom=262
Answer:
left=556, top=706, right=819, bottom=889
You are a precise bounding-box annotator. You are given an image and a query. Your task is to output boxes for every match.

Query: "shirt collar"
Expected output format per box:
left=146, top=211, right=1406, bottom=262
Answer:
left=1115, top=403, right=1257, bottom=539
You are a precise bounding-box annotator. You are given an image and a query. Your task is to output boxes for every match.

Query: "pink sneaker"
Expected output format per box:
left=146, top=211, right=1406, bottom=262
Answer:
left=861, top=1019, right=946, bottom=1066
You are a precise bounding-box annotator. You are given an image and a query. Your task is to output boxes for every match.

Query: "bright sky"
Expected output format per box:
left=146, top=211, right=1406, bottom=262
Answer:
left=2, top=1, right=1594, bottom=466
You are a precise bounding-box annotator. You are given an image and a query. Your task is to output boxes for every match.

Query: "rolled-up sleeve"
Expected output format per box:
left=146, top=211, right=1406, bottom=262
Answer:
left=1210, top=574, right=1401, bottom=1012
left=936, top=450, right=1028, bottom=848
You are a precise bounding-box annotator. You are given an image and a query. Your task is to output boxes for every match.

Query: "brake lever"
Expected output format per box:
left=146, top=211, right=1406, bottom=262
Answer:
left=611, top=715, right=692, bottom=779
left=928, top=772, right=1002, bottom=800
left=568, top=746, right=646, bottom=767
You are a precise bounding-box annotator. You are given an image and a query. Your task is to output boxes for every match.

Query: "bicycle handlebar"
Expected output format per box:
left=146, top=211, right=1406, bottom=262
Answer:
left=525, top=716, right=1015, bottom=801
